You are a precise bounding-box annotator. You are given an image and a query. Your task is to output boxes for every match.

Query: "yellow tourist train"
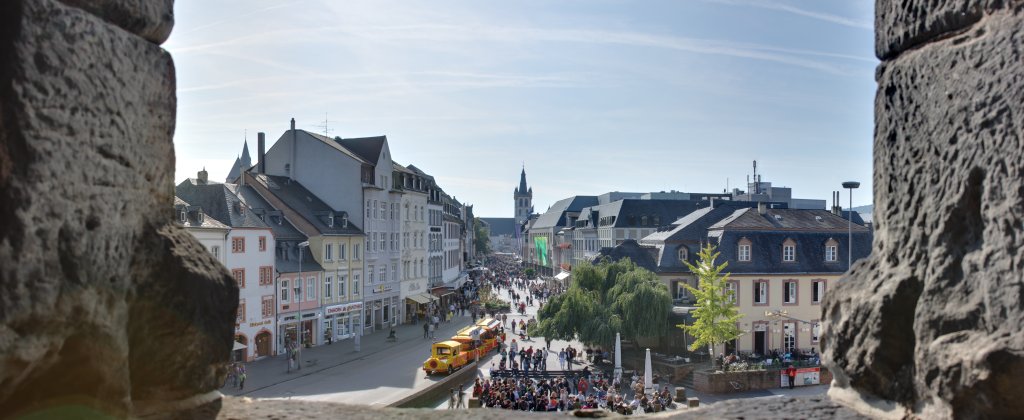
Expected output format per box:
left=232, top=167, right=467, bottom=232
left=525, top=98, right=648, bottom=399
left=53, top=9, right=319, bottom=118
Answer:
left=422, top=318, right=504, bottom=375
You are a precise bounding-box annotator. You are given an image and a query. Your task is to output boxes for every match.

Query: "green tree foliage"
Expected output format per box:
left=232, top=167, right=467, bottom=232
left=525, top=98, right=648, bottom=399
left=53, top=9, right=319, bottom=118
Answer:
left=473, top=218, right=491, bottom=255
left=524, top=268, right=536, bottom=278
left=533, top=258, right=671, bottom=347
left=678, top=244, right=744, bottom=358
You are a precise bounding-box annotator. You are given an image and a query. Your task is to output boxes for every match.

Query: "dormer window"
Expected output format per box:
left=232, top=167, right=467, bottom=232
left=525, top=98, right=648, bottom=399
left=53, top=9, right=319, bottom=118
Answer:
left=783, top=238, right=796, bottom=262
left=640, top=216, right=648, bottom=226
left=678, top=247, right=688, bottom=263
left=738, top=238, right=752, bottom=262
left=179, top=210, right=187, bottom=224
left=328, top=214, right=335, bottom=228
left=197, top=212, right=204, bottom=224
left=825, top=238, right=839, bottom=262
left=284, top=163, right=291, bottom=175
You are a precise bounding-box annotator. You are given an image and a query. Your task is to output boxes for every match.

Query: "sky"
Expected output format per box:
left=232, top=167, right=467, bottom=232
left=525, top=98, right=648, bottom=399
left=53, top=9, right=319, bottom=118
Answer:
left=167, top=0, right=877, bottom=218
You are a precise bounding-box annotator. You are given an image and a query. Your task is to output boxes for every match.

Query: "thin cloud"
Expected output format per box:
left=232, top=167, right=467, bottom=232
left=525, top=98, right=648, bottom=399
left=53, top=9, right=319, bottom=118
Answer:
left=701, top=0, right=872, bottom=30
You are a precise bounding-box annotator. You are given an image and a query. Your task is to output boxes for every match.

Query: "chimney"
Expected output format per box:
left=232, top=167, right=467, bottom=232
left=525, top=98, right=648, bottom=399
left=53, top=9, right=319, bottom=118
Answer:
left=290, top=118, right=297, bottom=181
left=198, top=167, right=208, bottom=184
left=757, top=201, right=766, bottom=215
left=709, top=197, right=715, bottom=209
left=257, top=132, right=266, bottom=174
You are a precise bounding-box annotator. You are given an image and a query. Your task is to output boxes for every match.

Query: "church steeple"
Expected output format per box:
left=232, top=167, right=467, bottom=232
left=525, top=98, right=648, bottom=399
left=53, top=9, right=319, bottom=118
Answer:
left=514, top=166, right=532, bottom=225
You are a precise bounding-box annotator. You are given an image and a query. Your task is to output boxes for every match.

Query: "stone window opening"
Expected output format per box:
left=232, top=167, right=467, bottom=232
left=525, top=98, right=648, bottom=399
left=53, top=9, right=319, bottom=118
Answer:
left=825, top=238, right=839, bottom=262
left=783, top=238, right=796, bottom=262
left=738, top=238, right=752, bottom=262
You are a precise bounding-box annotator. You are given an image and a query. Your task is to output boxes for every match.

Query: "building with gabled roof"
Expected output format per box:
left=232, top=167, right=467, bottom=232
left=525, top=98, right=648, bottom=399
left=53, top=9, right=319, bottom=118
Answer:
left=175, top=170, right=277, bottom=361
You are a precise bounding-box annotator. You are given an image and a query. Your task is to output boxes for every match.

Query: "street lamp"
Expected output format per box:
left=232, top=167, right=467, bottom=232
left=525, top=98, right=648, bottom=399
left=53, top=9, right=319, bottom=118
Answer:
left=841, top=181, right=860, bottom=268
left=297, top=240, right=309, bottom=370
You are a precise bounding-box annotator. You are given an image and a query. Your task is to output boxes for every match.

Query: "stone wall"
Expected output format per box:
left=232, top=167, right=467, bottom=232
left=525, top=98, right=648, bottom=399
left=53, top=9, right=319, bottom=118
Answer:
left=822, top=1, right=1024, bottom=418
left=0, top=0, right=236, bottom=418
left=693, top=368, right=833, bottom=394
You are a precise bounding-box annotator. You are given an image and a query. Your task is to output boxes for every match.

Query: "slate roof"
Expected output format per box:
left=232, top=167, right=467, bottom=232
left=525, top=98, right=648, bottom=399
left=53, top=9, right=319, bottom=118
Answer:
left=335, top=136, right=386, bottom=165
left=291, top=130, right=371, bottom=165
left=275, top=245, right=323, bottom=274
left=601, top=199, right=703, bottom=228
left=592, top=239, right=659, bottom=273
left=480, top=218, right=516, bottom=236
left=174, top=196, right=230, bottom=230
left=532, top=196, right=599, bottom=230
left=709, top=208, right=869, bottom=232
left=246, top=173, right=364, bottom=236
left=636, top=206, right=873, bottom=275
left=175, top=179, right=271, bottom=229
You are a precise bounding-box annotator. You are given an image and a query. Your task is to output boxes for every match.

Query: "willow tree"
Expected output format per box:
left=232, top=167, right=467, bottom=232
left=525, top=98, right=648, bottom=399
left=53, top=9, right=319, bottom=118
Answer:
left=533, top=259, right=670, bottom=348
left=678, top=244, right=743, bottom=362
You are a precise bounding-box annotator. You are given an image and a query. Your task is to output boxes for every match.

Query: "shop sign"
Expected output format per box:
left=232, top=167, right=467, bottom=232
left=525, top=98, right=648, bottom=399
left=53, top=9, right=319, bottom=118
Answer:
left=407, top=281, right=422, bottom=292
left=325, top=302, right=364, bottom=316
left=278, top=314, right=298, bottom=324
left=373, top=284, right=394, bottom=294
left=248, top=319, right=272, bottom=328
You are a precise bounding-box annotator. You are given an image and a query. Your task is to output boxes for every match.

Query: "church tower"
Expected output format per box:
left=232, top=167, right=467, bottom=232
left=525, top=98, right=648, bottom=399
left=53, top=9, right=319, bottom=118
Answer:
left=514, top=166, right=533, bottom=225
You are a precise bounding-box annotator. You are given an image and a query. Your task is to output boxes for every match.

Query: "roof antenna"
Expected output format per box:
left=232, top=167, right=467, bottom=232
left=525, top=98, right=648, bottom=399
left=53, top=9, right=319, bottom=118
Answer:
left=316, top=112, right=335, bottom=137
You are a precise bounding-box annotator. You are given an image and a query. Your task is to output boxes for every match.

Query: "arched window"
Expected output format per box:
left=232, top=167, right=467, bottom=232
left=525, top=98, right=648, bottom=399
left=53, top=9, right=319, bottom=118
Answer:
left=678, top=247, right=688, bottom=263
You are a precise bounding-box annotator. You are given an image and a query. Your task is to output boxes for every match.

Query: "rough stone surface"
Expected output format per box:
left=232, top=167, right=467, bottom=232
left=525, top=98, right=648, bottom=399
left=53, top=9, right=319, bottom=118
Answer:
left=0, top=0, right=235, bottom=417
left=824, top=3, right=1024, bottom=419
left=58, top=0, right=175, bottom=44
left=219, top=396, right=866, bottom=419
left=874, top=0, right=1015, bottom=59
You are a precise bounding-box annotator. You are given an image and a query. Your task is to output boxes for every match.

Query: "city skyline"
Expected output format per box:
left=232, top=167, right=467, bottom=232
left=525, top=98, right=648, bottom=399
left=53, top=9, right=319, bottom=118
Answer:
left=167, top=0, right=877, bottom=217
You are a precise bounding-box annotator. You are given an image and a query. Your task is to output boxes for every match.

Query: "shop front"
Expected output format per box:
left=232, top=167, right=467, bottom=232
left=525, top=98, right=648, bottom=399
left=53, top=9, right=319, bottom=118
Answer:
left=365, top=283, right=399, bottom=333
left=405, top=292, right=437, bottom=323
left=323, top=301, right=362, bottom=343
left=278, top=311, right=322, bottom=350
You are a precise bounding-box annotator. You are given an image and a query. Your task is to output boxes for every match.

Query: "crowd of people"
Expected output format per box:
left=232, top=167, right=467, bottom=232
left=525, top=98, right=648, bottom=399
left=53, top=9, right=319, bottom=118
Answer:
left=454, top=254, right=676, bottom=415
left=470, top=372, right=676, bottom=414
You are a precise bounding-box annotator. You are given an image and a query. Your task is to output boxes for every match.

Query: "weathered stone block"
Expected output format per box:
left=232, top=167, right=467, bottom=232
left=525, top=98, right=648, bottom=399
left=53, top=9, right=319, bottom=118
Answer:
left=874, top=0, right=1024, bottom=59
left=58, top=0, right=175, bottom=44
left=0, top=0, right=234, bottom=417
left=825, top=5, right=1024, bottom=419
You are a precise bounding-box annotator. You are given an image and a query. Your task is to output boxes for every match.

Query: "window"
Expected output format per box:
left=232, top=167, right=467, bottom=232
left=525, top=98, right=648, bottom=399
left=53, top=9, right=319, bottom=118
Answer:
left=339, top=275, right=347, bottom=297
left=237, top=299, right=245, bottom=323
left=678, top=247, right=688, bottom=263
left=354, top=243, right=361, bottom=260
left=325, top=243, right=333, bottom=261
left=753, top=280, right=768, bottom=305
left=232, top=268, right=245, bottom=288
left=812, top=321, right=821, bottom=343
left=366, top=200, right=371, bottom=218
left=179, top=211, right=187, bottom=224
left=783, top=239, right=796, bottom=262
left=324, top=276, right=332, bottom=299
left=280, top=280, right=289, bottom=302
left=306, top=277, right=315, bottom=300
left=353, top=274, right=360, bottom=296
left=783, top=280, right=798, bottom=304
left=368, top=266, right=375, bottom=284
left=231, top=237, right=245, bottom=253
left=261, top=295, right=273, bottom=318
left=339, top=243, right=347, bottom=260
left=380, top=266, right=387, bottom=283
left=211, top=246, right=220, bottom=260
left=825, top=239, right=839, bottom=262
left=373, top=200, right=378, bottom=218
left=812, top=280, right=826, bottom=304
left=259, top=236, right=267, bottom=252
left=738, top=238, right=751, bottom=262
left=726, top=280, right=739, bottom=304
left=293, top=279, right=301, bottom=303
left=259, top=266, right=273, bottom=286
left=391, top=264, right=397, bottom=283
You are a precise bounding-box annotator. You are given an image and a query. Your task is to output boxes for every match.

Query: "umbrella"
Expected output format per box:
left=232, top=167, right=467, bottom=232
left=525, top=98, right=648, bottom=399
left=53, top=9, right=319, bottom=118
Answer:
left=232, top=341, right=247, bottom=351
left=614, top=333, right=622, bottom=381
left=644, top=348, right=653, bottom=394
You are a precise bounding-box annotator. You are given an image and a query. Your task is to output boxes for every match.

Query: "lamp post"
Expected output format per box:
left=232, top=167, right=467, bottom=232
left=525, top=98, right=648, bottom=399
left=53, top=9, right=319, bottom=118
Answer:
left=841, top=182, right=860, bottom=268
left=297, top=240, right=309, bottom=370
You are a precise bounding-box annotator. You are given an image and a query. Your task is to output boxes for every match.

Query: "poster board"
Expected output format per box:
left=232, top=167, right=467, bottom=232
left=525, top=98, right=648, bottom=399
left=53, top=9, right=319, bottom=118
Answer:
left=780, top=367, right=821, bottom=388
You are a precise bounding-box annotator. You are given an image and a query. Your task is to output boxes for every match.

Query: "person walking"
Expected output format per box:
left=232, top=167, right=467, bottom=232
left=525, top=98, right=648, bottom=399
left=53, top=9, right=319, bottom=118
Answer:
left=238, top=366, right=247, bottom=391
left=559, top=349, right=567, bottom=370
left=448, top=388, right=456, bottom=409
left=429, top=321, right=436, bottom=339
left=457, top=385, right=466, bottom=408
left=423, top=321, right=429, bottom=339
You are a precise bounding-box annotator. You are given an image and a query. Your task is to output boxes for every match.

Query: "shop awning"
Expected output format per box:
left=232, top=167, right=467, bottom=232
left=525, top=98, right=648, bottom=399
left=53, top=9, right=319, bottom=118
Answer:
left=555, top=271, right=570, bottom=281
left=232, top=341, right=247, bottom=351
left=406, top=293, right=431, bottom=305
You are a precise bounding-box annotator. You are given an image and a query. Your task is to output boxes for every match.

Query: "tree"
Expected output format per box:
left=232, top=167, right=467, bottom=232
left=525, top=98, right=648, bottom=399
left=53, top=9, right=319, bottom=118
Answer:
left=473, top=218, right=491, bottom=256
left=533, top=259, right=671, bottom=348
left=678, top=244, right=743, bottom=364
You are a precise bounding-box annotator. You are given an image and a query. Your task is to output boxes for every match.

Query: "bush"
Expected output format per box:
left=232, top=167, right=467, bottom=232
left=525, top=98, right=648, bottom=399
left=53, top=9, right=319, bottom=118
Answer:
left=525, top=268, right=536, bottom=278
left=484, top=301, right=510, bottom=313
